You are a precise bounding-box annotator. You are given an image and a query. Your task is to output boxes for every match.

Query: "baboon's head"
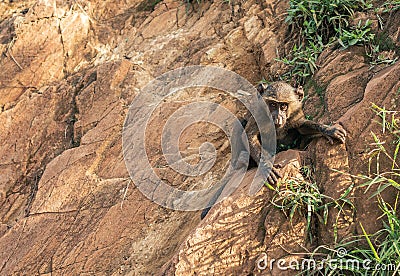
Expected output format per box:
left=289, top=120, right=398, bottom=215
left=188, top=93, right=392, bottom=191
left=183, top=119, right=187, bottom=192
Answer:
left=257, top=82, right=304, bottom=129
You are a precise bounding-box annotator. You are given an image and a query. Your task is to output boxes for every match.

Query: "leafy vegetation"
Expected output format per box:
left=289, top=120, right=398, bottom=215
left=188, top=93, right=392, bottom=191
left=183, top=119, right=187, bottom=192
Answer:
left=380, top=0, right=400, bottom=13
left=337, top=19, right=375, bottom=48
left=355, top=104, right=400, bottom=196
left=301, top=104, right=400, bottom=275
left=286, top=0, right=372, bottom=43
left=265, top=166, right=354, bottom=241
left=302, top=196, right=400, bottom=275
left=278, top=0, right=399, bottom=84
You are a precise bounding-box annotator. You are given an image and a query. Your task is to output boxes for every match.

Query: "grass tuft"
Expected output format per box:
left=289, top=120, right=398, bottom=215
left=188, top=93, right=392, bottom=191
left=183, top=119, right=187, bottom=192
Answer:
left=267, top=166, right=354, bottom=242
left=278, top=0, right=399, bottom=84
left=301, top=104, right=400, bottom=275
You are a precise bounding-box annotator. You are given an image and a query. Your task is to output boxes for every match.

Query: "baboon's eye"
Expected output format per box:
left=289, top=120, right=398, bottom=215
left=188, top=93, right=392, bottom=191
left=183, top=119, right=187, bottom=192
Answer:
left=269, top=102, right=277, bottom=109
left=280, top=103, right=288, bottom=111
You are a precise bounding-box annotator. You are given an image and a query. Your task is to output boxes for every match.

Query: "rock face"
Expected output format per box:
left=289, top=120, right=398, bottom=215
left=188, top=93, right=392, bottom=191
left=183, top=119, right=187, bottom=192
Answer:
left=161, top=150, right=308, bottom=275
left=0, top=0, right=399, bottom=275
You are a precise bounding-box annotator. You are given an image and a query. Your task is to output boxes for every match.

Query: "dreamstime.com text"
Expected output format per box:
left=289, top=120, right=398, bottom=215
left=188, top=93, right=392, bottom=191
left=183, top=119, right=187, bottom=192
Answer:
left=256, top=248, right=398, bottom=272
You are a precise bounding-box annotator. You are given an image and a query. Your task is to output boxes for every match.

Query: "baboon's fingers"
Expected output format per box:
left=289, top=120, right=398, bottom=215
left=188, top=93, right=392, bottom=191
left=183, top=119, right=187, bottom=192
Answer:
left=269, top=171, right=278, bottom=184
left=339, top=124, right=347, bottom=137
left=333, top=133, right=343, bottom=140
left=334, top=124, right=347, bottom=137
left=336, top=130, right=345, bottom=137
left=337, top=136, right=345, bottom=144
left=267, top=176, right=275, bottom=185
left=272, top=166, right=282, bottom=178
left=337, top=128, right=347, bottom=137
left=334, top=131, right=346, bottom=143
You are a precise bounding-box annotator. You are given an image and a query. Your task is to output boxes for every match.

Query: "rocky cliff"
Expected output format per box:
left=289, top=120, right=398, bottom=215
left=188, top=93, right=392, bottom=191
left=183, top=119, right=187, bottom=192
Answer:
left=0, top=0, right=399, bottom=275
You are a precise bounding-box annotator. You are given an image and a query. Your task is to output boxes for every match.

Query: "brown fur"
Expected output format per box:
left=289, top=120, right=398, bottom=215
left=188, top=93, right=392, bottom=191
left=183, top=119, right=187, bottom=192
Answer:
left=245, top=81, right=346, bottom=179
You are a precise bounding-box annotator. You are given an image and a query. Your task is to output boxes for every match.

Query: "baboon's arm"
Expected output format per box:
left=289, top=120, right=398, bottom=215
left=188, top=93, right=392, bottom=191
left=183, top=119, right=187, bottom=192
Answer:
left=297, top=120, right=346, bottom=144
left=244, top=116, right=262, bottom=164
left=244, top=116, right=282, bottom=185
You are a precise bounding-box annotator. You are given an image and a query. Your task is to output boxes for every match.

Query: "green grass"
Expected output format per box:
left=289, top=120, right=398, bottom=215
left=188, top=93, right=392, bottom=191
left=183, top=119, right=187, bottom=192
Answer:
left=278, top=0, right=374, bottom=84
left=356, top=104, right=400, bottom=196
left=266, top=166, right=354, bottom=242
left=302, top=195, right=400, bottom=275
left=300, top=104, right=400, bottom=275
left=337, top=19, right=375, bottom=48
left=380, top=0, right=400, bottom=13
left=278, top=0, right=400, bottom=84
left=277, top=42, right=323, bottom=81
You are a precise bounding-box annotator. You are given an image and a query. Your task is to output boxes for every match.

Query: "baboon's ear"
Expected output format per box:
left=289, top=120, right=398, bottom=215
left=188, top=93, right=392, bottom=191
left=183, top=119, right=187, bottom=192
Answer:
left=257, top=83, right=266, bottom=95
left=295, top=86, right=304, bottom=101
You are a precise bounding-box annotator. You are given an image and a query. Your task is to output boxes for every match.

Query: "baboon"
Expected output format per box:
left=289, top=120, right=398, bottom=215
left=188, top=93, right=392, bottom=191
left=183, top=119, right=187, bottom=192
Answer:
left=200, top=81, right=346, bottom=219
left=245, top=81, right=346, bottom=185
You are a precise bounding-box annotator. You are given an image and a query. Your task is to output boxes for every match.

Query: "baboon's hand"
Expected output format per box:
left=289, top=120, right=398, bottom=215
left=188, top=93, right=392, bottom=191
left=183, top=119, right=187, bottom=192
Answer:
left=266, top=166, right=282, bottom=186
left=324, top=124, right=346, bottom=144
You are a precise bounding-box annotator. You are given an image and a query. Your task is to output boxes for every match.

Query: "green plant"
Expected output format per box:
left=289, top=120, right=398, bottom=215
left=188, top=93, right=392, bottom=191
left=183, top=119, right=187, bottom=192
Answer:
left=356, top=104, right=400, bottom=196
left=280, top=0, right=374, bottom=84
left=266, top=166, right=354, bottom=241
left=365, top=28, right=399, bottom=64
left=373, top=32, right=397, bottom=52
left=302, top=195, right=400, bottom=275
left=277, top=42, right=322, bottom=80
left=338, top=20, right=375, bottom=48
left=368, top=49, right=398, bottom=65
left=380, top=0, right=400, bottom=13
left=286, top=0, right=372, bottom=43
left=301, top=104, right=400, bottom=275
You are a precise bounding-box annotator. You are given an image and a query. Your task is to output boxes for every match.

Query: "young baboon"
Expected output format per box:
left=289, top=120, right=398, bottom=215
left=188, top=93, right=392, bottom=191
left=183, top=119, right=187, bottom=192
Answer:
left=200, top=82, right=346, bottom=219
left=245, top=81, right=346, bottom=185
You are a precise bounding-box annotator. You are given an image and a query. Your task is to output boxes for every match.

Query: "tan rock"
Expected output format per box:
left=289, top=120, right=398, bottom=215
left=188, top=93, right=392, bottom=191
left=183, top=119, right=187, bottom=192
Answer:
left=142, top=9, right=178, bottom=39
left=0, top=0, right=399, bottom=275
